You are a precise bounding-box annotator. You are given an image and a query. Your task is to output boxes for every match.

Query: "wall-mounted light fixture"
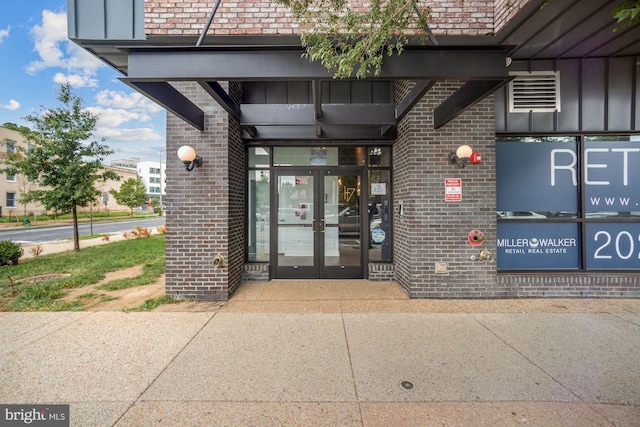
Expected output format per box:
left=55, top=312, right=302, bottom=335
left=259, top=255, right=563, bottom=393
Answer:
left=177, top=145, right=202, bottom=171
left=449, top=144, right=481, bottom=168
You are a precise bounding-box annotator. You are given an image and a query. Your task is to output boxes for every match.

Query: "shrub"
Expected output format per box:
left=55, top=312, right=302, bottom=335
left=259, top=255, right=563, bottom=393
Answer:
left=132, top=226, right=152, bottom=238
left=28, top=244, right=44, bottom=259
left=0, top=240, right=23, bottom=266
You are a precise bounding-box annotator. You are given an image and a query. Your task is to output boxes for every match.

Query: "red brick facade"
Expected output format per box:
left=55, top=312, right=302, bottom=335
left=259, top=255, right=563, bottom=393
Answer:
left=144, top=0, right=524, bottom=37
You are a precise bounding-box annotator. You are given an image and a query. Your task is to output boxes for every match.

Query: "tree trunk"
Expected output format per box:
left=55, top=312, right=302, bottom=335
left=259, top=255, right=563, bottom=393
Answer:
left=72, top=206, right=80, bottom=252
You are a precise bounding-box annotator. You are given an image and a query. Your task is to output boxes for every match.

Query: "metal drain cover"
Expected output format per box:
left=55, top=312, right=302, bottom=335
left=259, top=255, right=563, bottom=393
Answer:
left=399, top=380, right=415, bottom=391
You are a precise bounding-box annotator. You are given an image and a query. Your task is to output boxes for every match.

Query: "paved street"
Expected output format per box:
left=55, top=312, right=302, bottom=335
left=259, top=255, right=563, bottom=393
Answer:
left=0, top=217, right=165, bottom=244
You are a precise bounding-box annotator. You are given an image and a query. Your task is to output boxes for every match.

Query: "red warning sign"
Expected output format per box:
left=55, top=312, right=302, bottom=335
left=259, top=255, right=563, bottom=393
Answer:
left=445, top=178, right=462, bottom=201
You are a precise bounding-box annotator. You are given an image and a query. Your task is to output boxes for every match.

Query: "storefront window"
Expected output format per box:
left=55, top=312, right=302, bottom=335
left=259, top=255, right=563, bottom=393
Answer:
left=248, top=145, right=392, bottom=266
left=496, top=136, right=640, bottom=270
left=273, top=147, right=366, bottom=166
left=248, top=147, right=271, bottom=262
left=369, top=168, right=391, bottom=262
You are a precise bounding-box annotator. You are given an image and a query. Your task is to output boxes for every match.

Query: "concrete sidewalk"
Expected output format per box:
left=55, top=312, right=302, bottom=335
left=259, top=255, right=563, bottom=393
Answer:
left=1, top=281, right=639, bottom=426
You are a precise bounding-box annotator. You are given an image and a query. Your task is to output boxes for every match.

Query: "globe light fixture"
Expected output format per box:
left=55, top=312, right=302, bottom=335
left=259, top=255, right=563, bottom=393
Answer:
left=177, top=145, right=202, bottom=171
left=449, top=144, right=481, bottom=168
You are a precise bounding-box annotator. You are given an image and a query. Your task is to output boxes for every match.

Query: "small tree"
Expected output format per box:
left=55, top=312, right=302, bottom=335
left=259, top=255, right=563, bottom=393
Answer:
left=276, top=0, right=431, bottom=78
left=1, top=84, right=117, bottom=252
left=109, top=178, right=147, bottom=216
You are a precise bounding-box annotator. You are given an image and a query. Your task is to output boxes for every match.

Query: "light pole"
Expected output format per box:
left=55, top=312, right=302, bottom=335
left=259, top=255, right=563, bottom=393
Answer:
left=159, top=150, right=163, bottom=208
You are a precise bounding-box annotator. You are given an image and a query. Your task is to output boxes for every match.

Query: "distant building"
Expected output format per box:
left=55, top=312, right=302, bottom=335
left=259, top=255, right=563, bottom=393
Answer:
left=137, top=161, right=166, bottom=204
left=0, top=126, right=139, bottom=218
left=110, top=158, right=140, bottom=169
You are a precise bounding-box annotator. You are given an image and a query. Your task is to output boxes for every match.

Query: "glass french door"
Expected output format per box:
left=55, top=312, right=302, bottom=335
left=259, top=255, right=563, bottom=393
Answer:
left=274, top=168, right=363, bottom=279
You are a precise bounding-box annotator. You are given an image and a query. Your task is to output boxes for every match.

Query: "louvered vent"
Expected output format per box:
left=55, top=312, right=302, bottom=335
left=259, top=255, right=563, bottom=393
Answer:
left=508, top=71, right=560, bottom=113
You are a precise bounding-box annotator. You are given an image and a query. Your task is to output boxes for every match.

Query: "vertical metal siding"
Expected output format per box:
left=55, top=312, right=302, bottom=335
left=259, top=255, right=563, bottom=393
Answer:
left=557, top=59, right=580, bottom=132
left=608, top=57, right=634, bottom=131
left=582, top=59, right=606, bottom=131
left=67, top=0, right=144, bottom=40
left=497, top=58, right=640, bottom=133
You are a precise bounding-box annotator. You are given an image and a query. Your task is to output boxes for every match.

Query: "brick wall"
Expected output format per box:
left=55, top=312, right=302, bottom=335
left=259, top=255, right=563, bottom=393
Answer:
left=498, top=274, right=640, bottom=298
left=393, top=80, right=500, bottom=298
left=144, top=0, right=500, bottom=37
left=227, top=81, right=246, bottom=295
left=165, top=81, right=235, bottom=300
left=494, top=0, right=532, bottom=33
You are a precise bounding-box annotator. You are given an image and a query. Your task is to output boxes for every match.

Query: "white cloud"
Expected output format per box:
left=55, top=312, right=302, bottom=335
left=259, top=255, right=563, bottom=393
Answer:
left=96, top=90, right=163, bottom=114
left=53, top=72, right=98, bottom=88
left=85, top=105, right=163, bottom=143
left=86, top=92, right=165, bottom=144
left=1, top=100, right=20, bottom=111
left=26, top=10, right=103, bottom=78
left=0, top=26, right=10, bottom=44
left=94, top=126, right=163, bottom=143
left=86, top=106, right=151, bottom=127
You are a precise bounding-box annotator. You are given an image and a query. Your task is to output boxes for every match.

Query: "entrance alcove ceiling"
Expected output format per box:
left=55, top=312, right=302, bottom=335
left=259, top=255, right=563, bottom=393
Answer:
left=69, top=0, right=640, bottom=138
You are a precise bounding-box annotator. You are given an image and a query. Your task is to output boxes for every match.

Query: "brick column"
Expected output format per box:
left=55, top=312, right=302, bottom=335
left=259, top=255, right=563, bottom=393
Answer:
left=393, top=81, right=501, bottom=298
left=164, top=82, right=243, bottom=300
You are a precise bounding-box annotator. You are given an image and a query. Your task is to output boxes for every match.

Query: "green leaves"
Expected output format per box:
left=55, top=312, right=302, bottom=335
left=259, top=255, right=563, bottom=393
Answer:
left=278, top=0, right=431, bottom=79
left=3, top=83, right=115, bottom=250
left=613, top=0, right=640, bottom=30
left=109, top=178, right=148, bottom=215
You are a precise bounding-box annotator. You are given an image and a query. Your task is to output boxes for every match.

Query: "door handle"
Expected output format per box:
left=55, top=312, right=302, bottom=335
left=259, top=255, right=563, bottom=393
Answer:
left=312, top=219, right=316, bottom=233
left=320, top=219, right=326, bottom=233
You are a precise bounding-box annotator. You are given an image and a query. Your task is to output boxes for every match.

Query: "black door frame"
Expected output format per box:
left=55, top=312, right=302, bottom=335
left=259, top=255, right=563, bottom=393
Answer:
left=272, top=167, right=365, bottom=279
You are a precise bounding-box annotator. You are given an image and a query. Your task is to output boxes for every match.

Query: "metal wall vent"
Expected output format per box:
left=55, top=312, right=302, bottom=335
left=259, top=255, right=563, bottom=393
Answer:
left=508, top=71, right=560, bottom=113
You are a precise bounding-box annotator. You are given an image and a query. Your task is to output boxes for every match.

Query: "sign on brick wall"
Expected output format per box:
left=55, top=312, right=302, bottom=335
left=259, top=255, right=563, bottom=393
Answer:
left=445, top=178, right=462, bottom=201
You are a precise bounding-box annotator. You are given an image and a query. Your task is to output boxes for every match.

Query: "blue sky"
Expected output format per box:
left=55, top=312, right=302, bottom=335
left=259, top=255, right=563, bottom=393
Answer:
left=0, top=1, right=166, bottom=164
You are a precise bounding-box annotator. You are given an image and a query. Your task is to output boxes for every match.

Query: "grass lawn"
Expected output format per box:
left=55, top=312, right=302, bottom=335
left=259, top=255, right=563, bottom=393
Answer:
left=0, top=235, right=166, bottom=311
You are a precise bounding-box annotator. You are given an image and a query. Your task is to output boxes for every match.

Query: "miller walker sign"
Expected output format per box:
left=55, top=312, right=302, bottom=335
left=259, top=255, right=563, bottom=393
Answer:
left=496, top=140, right=640, bottom=270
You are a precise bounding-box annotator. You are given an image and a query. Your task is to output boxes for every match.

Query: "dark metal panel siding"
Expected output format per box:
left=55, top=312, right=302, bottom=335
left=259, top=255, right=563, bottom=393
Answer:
left=608, top=57, right=634, bottom=131
left=494, top=85, right=508, bottom=132
left=67, top=0, right=144, bottom=40
left=582, top=59, right=606, bottom=131
left=531, top=112, right=555, bottom=133
left=329, top=81, right=351, bottom=103
left=557, top=59, right=580, bottom=132
left=75, top=0, right=106, bottom=39
left=508, top=111, right=532, bottom=133
left=287, top=82, right=309, bottom=104
left=497, top=58, right=639, bottom=134
left=243, top=82, right=266, bottom=104
left=243, top=81, right=393, bottom=105
left=371, top=81, right=392, bottom=103
left=266, top=82, right=288, bottom=104
left=636, top=60, right=640, bottom=131
left=351, top=82, right=372, bottom=103
left=106, top=0, right=137, bottom=39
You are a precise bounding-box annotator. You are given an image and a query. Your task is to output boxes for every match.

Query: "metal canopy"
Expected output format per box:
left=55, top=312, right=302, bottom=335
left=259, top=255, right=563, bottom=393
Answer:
left=119, top=46, right=510, bottom=134
left=124, top=47, right=509, bottom=80
left=69, top=0, right=639, bottom=138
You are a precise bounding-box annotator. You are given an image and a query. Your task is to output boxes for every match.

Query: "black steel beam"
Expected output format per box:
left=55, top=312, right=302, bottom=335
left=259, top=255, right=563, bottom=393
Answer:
left=240, top=104, right=396, bottom=126
left=433, top=78, right=513, bottom=129
left=125, top=47, right=509, bottom=80
left=197, top=80, right=241, bottom=121
left=312, top=80, right=322, bottom=119
left=121, top=79, right=205, bottom=130
left=241, top=125, right=396, bottom=140
left=396, top=80, right=436, bottom=122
